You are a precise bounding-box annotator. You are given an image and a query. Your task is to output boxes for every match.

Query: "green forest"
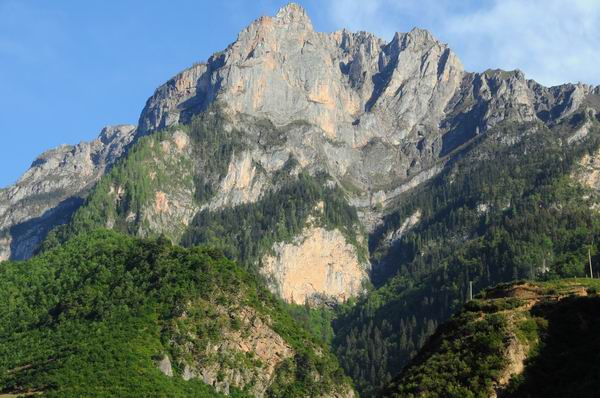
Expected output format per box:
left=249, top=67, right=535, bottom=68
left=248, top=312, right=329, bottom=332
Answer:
left=382, top=280, right=600, bottom=397
left=0, top=230, right=350, bottom=397
left=182, top=171, right=365, bottom=269
left=332, top=118, right=600, bottom=396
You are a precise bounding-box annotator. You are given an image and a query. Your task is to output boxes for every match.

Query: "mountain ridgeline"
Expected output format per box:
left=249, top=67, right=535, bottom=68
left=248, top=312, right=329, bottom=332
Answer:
left=2, top=3, right=600, bottom=397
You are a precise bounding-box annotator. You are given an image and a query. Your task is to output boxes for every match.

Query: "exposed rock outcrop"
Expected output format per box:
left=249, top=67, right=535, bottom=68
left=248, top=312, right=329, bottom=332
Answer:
left=141, top=130, right=198, bottom=240
left=383, top=209, right=422, bottom=247
left=157, top=355, right=174, bottom=377
left=261, top=226, right=367, bottom=304
left=0, top=125, right=136, bottom=260
left=573, top=144, right=600, bottom=191
left=135, top=3, right=599, bottom=233
left=207, top=150, right=266, bottom=210
left=179, top=306, right=294, bottom=397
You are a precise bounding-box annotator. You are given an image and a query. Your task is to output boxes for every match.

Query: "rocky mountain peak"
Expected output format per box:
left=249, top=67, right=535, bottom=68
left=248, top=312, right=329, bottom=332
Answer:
left=231, top=2, right=314, bottom=63
left=139, top=5, right=468, bottom=147
left=387, top=27, right=446, bottom=55
left=405, top=27, right=439, bottom=47
left=274, top=2, right=312, bottom=30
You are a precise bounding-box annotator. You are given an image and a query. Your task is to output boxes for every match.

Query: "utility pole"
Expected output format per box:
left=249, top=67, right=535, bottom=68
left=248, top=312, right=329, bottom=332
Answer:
left=469, top=281, right=473, bottom=301
left=589, top=246, right=594, bottom=279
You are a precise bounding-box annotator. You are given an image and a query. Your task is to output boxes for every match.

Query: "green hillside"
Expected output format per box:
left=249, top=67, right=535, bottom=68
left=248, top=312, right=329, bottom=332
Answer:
left=381, top=279, right=600, bottom=397
left=0, top=230, right=352, bottom=397
left=333, top=116, right=600, bottom=396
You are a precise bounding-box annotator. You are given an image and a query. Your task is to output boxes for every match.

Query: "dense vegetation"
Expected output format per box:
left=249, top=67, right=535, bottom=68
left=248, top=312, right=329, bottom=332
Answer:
left=183, top=171, right=364, bottom=268
left=381, top=311, right=509, bottom=397
left=0, top=230, right=351, bottom=397
left=382, top=280, right=600, bottom=397
left=187, top=107, right=244, bottom=203
left=333, top=118, right=600, bottom=396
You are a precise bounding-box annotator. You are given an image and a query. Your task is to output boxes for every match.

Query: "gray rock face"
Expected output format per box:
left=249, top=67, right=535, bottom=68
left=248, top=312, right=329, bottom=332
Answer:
left=134, top=5, right=462, bottom=228
left=0, top=125, right=136, bottom=260
left=157, top=355, right=174, bottom=377
left=137, top=3, right=598, bottom=227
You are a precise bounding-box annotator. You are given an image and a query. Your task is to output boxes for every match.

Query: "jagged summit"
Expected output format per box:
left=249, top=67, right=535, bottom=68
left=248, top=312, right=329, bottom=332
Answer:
left=139, top=3, right=466, bottom=145
left=99, top=124, right=136, bottom=145
left=236, top=2, right=314, bottom=48
left=274, top=2, right=313, bottom=29
left=404, top=27, right=439, bottom=45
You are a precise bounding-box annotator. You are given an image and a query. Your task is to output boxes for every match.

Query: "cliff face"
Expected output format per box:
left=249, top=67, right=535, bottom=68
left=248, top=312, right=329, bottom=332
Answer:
left=573, top=145, right=600, bottom=190
left=262, top=226, right=367, bottom=304
left=2, top=3, right=600, bottom=305
left=138, top=4, right=465, bottom=212
left=0, top=125, right=135, bottom=261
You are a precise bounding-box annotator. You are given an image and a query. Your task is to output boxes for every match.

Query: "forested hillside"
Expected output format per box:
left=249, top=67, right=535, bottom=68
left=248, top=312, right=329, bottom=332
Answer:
left=43, top=109, right=365, bottom=273
left=381, top=279, right=600, bottom=397
left=333, top=115, right=600, bottom=396
left=0, top=230, right=353, bottom=397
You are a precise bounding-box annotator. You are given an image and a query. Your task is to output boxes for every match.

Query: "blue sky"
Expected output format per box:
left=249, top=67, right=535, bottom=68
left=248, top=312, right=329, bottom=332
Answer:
left=1, top=0, right=599, bottom=188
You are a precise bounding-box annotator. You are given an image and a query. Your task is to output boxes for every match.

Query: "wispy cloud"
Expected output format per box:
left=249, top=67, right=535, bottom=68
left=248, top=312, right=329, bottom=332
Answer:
left=326, top=0, right=600, bottom=86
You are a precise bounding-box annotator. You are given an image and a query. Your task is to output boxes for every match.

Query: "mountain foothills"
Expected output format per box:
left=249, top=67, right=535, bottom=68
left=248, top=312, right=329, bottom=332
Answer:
left=2, top=3, right=600, bottom=397
left=0, top=230, right=353, bottom=397
left=381, top=280, right=600, bottom=398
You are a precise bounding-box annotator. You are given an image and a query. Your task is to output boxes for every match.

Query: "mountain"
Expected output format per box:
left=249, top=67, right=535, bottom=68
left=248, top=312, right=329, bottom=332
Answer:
left=2, top=3, right=600, bottom=397
left=381, top=279, right=600, bottom=397
left=6, top=3, right=598, bottom=303
left=330, top=112, right=600, bottom=395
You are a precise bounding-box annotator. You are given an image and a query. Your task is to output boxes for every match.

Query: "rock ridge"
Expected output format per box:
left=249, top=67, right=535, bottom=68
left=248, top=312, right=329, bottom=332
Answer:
left=0, top=124, right=136, bottom=260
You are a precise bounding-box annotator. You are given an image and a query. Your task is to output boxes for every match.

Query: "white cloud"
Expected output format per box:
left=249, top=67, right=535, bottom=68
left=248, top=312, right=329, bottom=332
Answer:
left=325, top=0, right=600, bottom=86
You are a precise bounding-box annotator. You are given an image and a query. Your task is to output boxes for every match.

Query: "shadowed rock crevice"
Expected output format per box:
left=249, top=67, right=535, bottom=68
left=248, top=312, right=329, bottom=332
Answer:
left=9, top=197, right=83, bottom=260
